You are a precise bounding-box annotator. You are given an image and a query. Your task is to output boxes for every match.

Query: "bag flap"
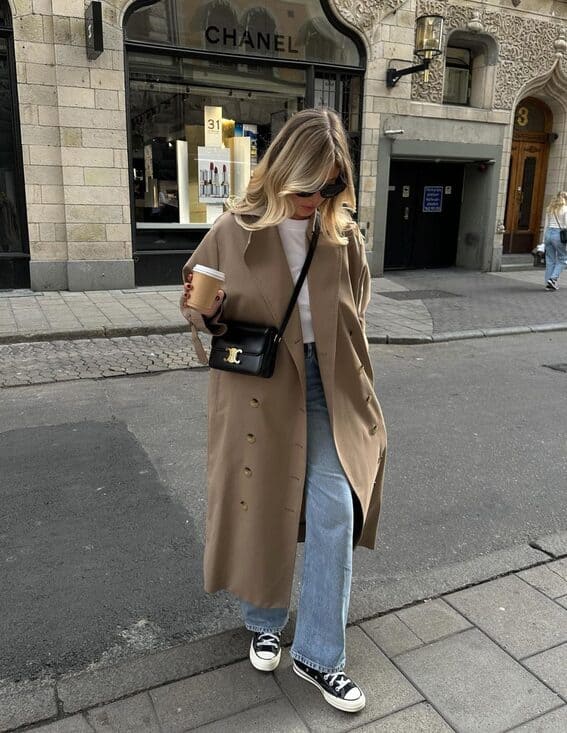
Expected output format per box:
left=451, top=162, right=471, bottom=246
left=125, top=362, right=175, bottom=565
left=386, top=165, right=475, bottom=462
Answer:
left=212, top=323, right=276, bottom=356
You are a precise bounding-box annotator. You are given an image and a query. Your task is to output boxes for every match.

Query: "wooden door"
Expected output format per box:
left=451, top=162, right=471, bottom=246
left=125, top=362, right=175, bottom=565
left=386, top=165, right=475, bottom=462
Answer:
left=503, top=98, right=552, bottom=254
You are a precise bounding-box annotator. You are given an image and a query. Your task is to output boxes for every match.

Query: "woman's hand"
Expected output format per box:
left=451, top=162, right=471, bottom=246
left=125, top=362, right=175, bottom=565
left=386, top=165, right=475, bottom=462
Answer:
left=183, top=272, right=225, bottom=318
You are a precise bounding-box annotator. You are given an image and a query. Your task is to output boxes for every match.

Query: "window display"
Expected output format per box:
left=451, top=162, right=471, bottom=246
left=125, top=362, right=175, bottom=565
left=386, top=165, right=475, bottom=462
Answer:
left=129, top=52, right=305, bottom=228
left=125, top=0, right=364, bottom=285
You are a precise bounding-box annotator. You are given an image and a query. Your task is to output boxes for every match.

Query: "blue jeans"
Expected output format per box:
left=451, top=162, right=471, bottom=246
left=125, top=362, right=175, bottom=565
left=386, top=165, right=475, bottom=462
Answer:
left=240, top=343, right=354, bottom=673
left=545, top=227, right=567, bottom=283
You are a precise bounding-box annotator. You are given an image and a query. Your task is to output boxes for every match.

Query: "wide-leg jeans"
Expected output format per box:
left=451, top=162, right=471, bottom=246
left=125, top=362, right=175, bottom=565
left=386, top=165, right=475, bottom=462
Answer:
left=545, top=227, right=567, bottom=283
left=240, top=343, right=354, bottom=673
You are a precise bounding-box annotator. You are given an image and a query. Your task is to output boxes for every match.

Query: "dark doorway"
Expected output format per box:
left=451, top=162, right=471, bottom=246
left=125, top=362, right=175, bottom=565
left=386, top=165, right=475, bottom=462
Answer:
left=384, top=160, right=464, bottom=269
left=0, top=2, right=29, bottom=289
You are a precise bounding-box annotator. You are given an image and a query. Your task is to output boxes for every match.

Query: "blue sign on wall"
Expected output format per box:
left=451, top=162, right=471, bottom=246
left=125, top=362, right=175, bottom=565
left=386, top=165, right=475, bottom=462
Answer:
left=422, top=185, right=443, bottom=213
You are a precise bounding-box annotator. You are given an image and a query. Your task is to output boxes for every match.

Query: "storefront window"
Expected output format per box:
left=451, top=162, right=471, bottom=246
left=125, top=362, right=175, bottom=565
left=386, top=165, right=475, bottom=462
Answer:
left=129, top=51, right=305, bottom=228
left=125, top=0, right=363, bottom=283
left=125, top=0, right=361, bottom=66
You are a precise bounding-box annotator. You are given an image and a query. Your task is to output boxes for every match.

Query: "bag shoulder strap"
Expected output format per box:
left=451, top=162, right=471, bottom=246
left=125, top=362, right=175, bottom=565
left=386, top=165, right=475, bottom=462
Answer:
left=276, top=211, right=321, bottom=341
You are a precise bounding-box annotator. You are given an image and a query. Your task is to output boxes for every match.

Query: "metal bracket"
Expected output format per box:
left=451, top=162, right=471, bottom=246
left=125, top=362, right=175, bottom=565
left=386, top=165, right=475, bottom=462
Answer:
left=386, top=59, right=431, bottom=88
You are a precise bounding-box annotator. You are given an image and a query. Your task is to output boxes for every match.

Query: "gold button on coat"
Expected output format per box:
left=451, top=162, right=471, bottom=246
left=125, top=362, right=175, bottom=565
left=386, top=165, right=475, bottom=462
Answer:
left=246, top=434, right=256, bottom=444
left=250, top=398, right=259, bottom=408
left=369, top=424, right=378, bottom=435
left=240, top=500, right=248, bottom=511
left=243, top=467, right=252, bottom=477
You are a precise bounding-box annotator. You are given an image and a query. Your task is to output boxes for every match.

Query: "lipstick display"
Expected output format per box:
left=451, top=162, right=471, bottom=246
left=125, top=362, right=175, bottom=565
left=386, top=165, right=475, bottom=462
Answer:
left=197, top=147, right=231, bottom=204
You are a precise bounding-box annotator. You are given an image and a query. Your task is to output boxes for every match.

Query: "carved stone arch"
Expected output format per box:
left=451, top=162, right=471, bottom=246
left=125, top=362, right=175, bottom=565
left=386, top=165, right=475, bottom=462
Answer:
left=325, top=0, right=387, bottom=51
left=510, top=57, right=567, bottom=205
left=511, top=58, right=567, bottom=119
left=447, top=30, right=498, bottom=66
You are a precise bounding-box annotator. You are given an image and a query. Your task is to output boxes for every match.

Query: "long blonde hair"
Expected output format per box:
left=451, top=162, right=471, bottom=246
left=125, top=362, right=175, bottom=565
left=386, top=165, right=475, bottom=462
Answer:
left=547, top=191, right=567, bottom=215
left=229, top=107, right=357, bottom=245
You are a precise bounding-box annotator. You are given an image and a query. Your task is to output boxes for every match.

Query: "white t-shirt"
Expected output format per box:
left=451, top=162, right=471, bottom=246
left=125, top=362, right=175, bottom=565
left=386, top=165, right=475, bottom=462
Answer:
left=277, top=218, right=315, bottom=344
left=544, top=205, right=567, bottom=230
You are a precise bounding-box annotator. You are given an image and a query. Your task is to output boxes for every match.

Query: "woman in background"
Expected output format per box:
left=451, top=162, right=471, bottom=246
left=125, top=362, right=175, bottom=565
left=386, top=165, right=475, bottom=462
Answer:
left=537, top=191, right=567, bottom=290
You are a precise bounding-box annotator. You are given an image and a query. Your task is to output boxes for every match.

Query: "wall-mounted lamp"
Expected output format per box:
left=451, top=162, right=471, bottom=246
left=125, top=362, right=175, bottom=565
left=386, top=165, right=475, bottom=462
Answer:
left=85, top=1, right=104, bottom=60
left=386, top=14, right=444, bottom=88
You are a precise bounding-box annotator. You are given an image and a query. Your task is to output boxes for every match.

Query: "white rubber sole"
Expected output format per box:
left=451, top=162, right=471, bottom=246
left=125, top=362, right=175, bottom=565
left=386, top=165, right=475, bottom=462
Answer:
left=249, top=640, right=281, bottom=672
left=292, top=662, right=366, bottom=713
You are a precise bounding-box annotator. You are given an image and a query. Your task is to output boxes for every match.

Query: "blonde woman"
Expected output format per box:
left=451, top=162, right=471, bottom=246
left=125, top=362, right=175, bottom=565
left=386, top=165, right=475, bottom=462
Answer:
left=538, top=191, right=567, bottom=290
left=180, top=108, right=386, bottom=713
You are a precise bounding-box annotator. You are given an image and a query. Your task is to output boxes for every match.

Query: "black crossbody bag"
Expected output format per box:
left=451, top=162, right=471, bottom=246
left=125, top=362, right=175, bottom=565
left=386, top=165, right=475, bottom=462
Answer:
left=554, top=213, right=567, bottom=244
left=209, top=214, right=321, bottom=378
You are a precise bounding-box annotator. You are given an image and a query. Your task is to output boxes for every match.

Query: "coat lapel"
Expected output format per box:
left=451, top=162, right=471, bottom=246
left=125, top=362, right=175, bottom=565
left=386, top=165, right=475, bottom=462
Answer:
left=308, top=228, right=341, bottom=418
left=243, top=224, right=306, bottom=392
left=239, top=213, right=342, bottom=403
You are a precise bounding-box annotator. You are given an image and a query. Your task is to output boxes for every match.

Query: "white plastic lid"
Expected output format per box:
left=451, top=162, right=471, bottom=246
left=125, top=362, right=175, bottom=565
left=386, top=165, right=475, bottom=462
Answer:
left=193, top=264, right=225, bottom=281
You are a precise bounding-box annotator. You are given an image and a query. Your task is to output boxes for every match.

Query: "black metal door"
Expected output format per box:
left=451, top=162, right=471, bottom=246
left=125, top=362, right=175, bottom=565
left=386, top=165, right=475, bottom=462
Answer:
left=385, top=161, right=464, bottom=269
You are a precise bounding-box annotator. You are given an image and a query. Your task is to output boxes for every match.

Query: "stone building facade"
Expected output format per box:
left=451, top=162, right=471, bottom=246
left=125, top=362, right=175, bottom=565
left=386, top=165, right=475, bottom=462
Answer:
left=2, top=0, right=567, bottom=289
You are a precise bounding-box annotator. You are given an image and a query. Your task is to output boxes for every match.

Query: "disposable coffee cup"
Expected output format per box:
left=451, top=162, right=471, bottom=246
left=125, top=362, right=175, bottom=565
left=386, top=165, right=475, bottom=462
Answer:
left=188, top=264, right=225, bottom=311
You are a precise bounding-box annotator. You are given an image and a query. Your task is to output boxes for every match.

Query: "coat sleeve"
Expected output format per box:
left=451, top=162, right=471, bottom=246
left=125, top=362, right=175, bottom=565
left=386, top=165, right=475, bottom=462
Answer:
left=348, top=225, right=371, bottom=332
left=179, top=224, right=228, bottom=363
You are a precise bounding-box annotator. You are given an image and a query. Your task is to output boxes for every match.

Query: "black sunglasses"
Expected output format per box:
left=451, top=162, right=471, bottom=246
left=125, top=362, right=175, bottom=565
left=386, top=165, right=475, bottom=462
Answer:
left=296, top=175, right=347, bottom=199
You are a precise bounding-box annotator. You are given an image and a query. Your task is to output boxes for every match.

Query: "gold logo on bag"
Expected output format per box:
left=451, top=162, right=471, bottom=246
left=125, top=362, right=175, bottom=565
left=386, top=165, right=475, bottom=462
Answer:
left=224, top=347, right=243, bottom=364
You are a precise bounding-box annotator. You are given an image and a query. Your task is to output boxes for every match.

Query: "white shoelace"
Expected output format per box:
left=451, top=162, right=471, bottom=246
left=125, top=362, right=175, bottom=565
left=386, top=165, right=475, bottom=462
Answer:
left=257, top=632, right=279, bottom=650
left=323, top=671, right=351, bottom=692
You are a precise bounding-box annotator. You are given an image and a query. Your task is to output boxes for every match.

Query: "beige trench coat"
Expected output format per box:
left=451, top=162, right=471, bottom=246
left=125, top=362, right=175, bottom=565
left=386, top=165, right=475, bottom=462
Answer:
left=181, top=211, right=387, bottom=608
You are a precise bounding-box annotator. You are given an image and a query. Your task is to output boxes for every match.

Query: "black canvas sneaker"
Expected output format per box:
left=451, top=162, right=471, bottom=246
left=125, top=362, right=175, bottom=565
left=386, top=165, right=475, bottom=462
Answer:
left=249, top=632, right=281, bottom=672
left=293, top=659, right=366, bottom=712
left=547, top=278, right=559, bottom=290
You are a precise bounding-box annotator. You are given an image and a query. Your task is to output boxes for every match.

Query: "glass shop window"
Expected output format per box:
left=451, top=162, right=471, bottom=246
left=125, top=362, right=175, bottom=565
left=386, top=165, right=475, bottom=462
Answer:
left=129, top=52, right=306, bottom=227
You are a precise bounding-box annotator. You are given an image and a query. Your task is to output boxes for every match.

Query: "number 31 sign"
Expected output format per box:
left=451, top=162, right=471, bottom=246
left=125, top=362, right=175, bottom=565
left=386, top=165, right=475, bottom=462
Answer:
left=205, top=106, right=223, bottom=147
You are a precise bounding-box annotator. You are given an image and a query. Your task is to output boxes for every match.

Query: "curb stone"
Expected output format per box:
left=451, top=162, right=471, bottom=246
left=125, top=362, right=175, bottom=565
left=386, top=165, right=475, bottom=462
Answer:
left=481, top=326, right=533, bottom=337
left=529, top=322, right=567, bottom=333
left=530, top=531, right=567, bottom=558
left=2, top=323, right=567, bottom=348
left=0, top=680, right=57, bottom=732
left=3, top=534, right=567, bottom=732
left=0, top=325, right=188, bottom=346
left=431, top=330, right=485, bottom=342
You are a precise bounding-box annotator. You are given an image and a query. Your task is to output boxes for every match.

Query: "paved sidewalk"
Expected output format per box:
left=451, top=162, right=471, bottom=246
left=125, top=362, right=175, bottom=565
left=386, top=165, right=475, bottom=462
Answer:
left=1, top=268, right=567, bottom=346
left=2, top=532, right=567, bottom=732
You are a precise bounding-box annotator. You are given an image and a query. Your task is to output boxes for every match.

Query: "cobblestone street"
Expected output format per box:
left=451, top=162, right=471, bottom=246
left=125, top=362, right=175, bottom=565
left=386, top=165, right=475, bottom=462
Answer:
left=0, top=333, right=207, bottom=388
left=2, top=269, right=567, bottom=389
